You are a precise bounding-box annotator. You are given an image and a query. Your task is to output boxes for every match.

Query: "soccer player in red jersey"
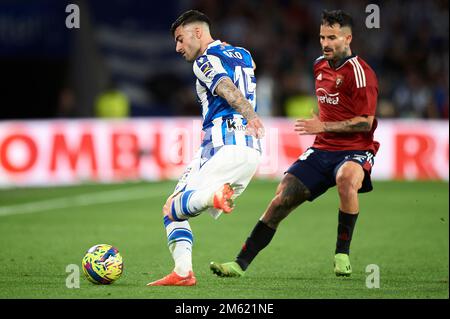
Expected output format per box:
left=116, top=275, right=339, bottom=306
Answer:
left=210, top=9, right=379, bottom=277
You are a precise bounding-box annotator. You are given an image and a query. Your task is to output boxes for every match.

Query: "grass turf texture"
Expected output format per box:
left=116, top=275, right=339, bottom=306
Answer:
left=0, top=180, right=448, bottom=299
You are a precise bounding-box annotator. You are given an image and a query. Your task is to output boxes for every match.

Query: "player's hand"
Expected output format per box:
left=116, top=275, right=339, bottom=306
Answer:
left=294, top=112, right=325, bottom=135
left=246, top=116, right=265, bottom=139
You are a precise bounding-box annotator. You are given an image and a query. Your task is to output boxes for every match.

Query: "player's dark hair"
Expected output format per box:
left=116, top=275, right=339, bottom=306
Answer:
left=321, top=10, right=353, bottom=30
left=170, top=10, right=211, bottom=36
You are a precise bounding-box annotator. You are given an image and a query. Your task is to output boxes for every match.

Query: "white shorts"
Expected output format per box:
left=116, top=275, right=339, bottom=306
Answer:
left=173, top=145, right=261, bottom=219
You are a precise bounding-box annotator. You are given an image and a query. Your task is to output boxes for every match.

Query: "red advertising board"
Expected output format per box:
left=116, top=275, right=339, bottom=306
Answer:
left=0, top=118, right=448, bottom=187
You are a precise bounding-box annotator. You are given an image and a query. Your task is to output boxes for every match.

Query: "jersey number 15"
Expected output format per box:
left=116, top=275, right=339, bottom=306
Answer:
left=234, top=66, right=256, bottom=108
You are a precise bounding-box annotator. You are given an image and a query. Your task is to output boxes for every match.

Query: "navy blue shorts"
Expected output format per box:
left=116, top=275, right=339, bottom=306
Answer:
left=286, top=147, right=375, bottom=201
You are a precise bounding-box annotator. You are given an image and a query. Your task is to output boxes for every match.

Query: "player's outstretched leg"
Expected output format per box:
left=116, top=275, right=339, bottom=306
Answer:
left=148, top=184, right=234, bottom=286
left=209, top=261, right=245, bottom=277
left=209, top=220, right=275, bottom=279
left=167, top=183, right=235, bottom=221
left=210, top=174, right=309, bottom=279
left=334, top=253, right=352, bottom=277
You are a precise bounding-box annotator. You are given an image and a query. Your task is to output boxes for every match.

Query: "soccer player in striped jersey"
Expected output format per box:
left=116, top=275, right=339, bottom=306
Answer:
left=211, top=10, right=379, bottom=278
left=147, top=10, right=264, bottom=286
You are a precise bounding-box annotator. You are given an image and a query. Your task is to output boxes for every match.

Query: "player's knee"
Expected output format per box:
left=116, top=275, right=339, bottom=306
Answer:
left=277, top=193, right=298, bottom=211
left=273, top=182, right=284, bottom=197
left=268, top=191, right=291, bottom=213
left=270, top=193, right=286, bottom=210
left=269, top=184, right=291, bottom=211
left=262, top=175, right=310, bottom=228
left=274, top=181, right=309, bottom=211
left=336, top=162, right=364, bottom=193
left=162, top=204, right=169, bottom=217
left=336, top=175, right=361, bottom=197
left=281, top=174, right=311, bottom=206
left=162, top=197, right=173, bottom=216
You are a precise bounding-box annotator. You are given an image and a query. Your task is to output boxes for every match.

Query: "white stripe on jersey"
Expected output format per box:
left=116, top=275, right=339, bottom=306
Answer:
left=211, top=118, right=224, bottom=147
left=354, top=58, right=366, bottom=87
left=349, top=58, right=362, bottom=88
left=350, top=58, right=366, bottom=88
left=233, top=115, right=247, bottom=147
left=196, top=81, right=209, bottom=118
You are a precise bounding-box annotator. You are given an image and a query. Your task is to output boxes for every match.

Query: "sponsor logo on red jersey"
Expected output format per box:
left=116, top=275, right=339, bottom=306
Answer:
left=316, top=88, right=339, bottom=105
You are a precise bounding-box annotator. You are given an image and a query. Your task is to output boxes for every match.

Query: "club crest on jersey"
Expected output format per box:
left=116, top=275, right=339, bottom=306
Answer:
left=316, top=72, right=322, bottom=81
left=335, top=75, right=344, bottom=88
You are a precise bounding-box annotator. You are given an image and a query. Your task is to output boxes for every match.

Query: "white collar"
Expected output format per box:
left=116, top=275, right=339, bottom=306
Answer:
left=203, top=40, right=222, bottom=54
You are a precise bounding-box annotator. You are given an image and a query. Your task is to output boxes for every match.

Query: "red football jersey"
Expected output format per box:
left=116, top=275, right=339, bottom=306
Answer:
left=313, top=55, right=380, bottom=154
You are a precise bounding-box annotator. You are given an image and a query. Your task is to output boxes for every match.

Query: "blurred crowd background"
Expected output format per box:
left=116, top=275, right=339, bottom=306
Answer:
left=1, top=0, right=448, bottom=120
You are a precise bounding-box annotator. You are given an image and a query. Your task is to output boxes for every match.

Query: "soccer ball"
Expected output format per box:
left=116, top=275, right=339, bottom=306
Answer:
left=82, top=244, right=123, bottom=284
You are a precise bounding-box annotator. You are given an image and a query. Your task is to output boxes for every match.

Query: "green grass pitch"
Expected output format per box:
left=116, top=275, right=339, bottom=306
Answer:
left=0, top=180, right=448, bottom=299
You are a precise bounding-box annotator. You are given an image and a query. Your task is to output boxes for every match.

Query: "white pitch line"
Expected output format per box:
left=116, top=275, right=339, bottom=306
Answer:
left=0, top=186, right=166, bottom=217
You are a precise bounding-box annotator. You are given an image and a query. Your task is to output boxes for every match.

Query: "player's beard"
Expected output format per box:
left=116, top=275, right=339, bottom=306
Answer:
left=185, top=48, right=201, bottom=62
left=185, top=55, right=195, bottom=62
left=323, top=48, right=334, bottom=60
left=325, top=47, right=350, bottom=62
left=183, top=50, right=195, bottom=62
left=184, top=38, right=202, bottom=62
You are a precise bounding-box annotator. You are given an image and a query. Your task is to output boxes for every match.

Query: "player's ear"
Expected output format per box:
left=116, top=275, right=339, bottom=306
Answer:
left=346, top=33, right=352, bottom=46
left=194, top=26, right=202, bottom=39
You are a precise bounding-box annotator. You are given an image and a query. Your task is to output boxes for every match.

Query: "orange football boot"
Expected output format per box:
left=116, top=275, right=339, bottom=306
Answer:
left=147, top=271, right=196, bottom=286
left=213, top=183, right=235, bottom=214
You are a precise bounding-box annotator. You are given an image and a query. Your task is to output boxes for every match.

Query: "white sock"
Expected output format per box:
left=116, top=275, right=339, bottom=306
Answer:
left=163, top=216, right=193, bottom=277
left=172, top=241, right=192, bottom=277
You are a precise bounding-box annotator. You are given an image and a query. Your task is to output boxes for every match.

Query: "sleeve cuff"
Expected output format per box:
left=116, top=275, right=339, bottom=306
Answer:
left=210, top=74, right=229, bottom=96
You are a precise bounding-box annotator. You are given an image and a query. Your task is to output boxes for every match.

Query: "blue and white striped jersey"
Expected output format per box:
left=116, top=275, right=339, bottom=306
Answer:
left=192, top=40, right=261, bottom=161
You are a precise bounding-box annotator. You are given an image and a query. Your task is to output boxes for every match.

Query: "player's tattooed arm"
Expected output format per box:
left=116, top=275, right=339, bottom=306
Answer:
left=215, top=77, right=257, bottom=120
left=323, top=116, right=373, bottom=133
left=215, top=77, right=265, bottom=138
left=295, top=114, right=374, bottom=134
